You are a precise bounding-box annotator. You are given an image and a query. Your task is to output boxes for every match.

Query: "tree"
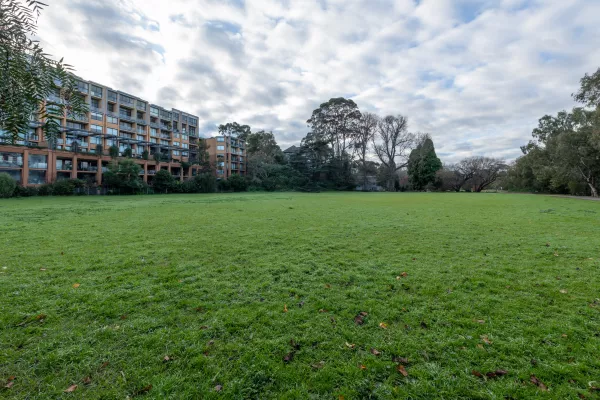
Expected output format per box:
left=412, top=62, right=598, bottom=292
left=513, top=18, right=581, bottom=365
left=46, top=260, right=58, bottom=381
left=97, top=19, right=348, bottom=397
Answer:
left=153, top=170, right=176, bottom=193
left=407, top=135, right=442, bottom=190
left=0, top=1, right=87, bottom=144
left=372, top=115, right=415, bottom=191
left=71, top=140, right=80, bottom=154
left=469, top=157, right=506, bottom=192
left=109, top=145, right=119, bottom=160
left=227, top=174, right=248, bottom=192
left=123, top=147, right=132, bottom=158
left=193, top=173, right=217, bottom=193
left=218, top=122, right=251, bottom=139
left=0, top=172, right=16, bottom=198
left=142, top=150, right=149, bottom=160
left=307, top=97, right=361, bottom=160
left=95, top=144, right=103, bottom=156
left=153, top=151, right=162, bottom=164
left=442, top=159, right=477, bottom=192
left=103, top=160, right=144, bottom=194
left=243, top=130, right=285, bottom=182
left=354, top=112, right=378, bottom=189
left=573, top=67, right=600, bottom=109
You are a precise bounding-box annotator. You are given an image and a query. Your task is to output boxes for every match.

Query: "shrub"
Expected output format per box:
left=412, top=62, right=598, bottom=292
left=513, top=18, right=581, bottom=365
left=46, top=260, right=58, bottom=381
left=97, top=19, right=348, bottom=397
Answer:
left=227, top=174, right=248, bottom=192
left=52, top=179, right=86, bottom=196
left=123, top=147, right=133, bottom=158
left=194, top=173, right=217, bottom=193
left=142, top=150, right=149, bottom=160
left=109, top=145, right=119, bottom=159
left=0, top=173, right=17, bottom=198
left=95, top=144, right=103, bottom=155
left=13, top=185, right=39, bottom=197
left=153, top=169, right=176, bottom=193
left=37, top=183, right=53, bottom=196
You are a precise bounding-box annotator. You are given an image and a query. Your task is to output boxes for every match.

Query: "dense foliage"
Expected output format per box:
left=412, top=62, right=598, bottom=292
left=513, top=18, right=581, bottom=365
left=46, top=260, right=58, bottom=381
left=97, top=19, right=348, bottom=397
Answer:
left=505, top=68, right=600, bottom=197
left=0, top=172, right=16, bottom=197
left=0, top=0, right=87, bottom=145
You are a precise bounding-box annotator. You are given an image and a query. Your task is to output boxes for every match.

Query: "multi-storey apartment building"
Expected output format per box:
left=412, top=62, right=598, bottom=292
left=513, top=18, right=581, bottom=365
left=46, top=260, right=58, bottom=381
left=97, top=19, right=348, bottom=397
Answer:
left=206, top=135, right=247, bottom=179
left=0, top=78, right=202, bottom=186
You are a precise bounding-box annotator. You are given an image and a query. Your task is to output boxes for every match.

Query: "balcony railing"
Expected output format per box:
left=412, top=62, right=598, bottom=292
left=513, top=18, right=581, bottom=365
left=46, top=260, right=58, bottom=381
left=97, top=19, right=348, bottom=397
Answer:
left=67, top=113, right=88, bottom=122
left=119, top=125, right=134, bottom=132
left=77, top=165, right=98, bottom=172
left=91, top=90, right=103, bottom=98
left=160, top=124, right=172, bottom=131
left=137, top=119, right=147, bottom=125
left=108, top=94, right=117, bottom=102
left=119, top=114, right=135, bottom=123
left=150, top=122, right=159, bottom=129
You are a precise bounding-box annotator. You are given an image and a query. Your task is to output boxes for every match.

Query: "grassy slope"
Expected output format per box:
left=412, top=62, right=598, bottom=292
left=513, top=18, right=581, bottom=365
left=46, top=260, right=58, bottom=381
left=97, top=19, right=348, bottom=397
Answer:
left=0, top=193, right=599, bottom=399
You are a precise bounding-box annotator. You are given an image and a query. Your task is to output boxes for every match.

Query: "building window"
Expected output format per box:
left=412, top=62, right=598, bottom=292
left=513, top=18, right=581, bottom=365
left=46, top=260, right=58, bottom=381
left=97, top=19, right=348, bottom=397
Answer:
left=27, top=170, right=46, bottom=184
left=182, top=143, right=188, bottom=149
left=106, top=138, right=116, bottom=147
left=76, top=81, right=89, bottom=93
left=216, top=137, right=224, bottom=142
left=107, top=91, right=117, bottom=102
left=90, top=136, right=102, bottom=145
left=106, top=128, right=118, bottom=136
left=91, top=85, right=103, bottom=97
left=137, top=135, right=145, bottom=141
left=217, top=145, right=225, bottom=151
left=150, top=107, right=159, bottom=117
left=150, top=128, right=158, bottom=136
left=28, top=154, right=47, bottom=169
left=91, top=124, right=103, bottom=133
left=107, top=103, right=115, bottom=112
left=107, top=116, right=118, bottom=124
left=0, top=152, right=24, bottom=168
left=91, top=98, right=100, bottom=109
left=173, top=141, right=180, bottom=146
left=217, top=170, right=224, bottom=175
left=91, top=112, right=103, bottom=121
left=173, top=150, right=180, bottom=156
left=137, top=101, right=146, bottom=110
left=120, top=94, right=134, bottom=105
left=189, top=127, right=196, bottom=135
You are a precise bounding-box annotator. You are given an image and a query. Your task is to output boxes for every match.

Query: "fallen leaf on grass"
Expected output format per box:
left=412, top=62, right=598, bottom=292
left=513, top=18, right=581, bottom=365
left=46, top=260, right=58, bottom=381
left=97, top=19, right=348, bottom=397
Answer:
left=578, top=394, right=586, bottom=399
left=397, top=365, right=408, bottom=377
left=4, top=376, right=15, bottom=389
left=476, top=344, right=484, bottom=349
left=72, top=283, right=80, bottom=289
left=40, top=268, right=47, bottom=271
left=530, top=375, right=548, bottom=391
left=283, top=352, right=295, bottom=363
left=359, top=365, right=367, bottom=370
left=560, top=289, right=568, bottom=294
left=134, top=384, right=152, bottom=396
left=481, top=335, right=492, bottom=345
left=339, top=396, right=345, bottom=400
left=325, top=284, right=331, bottom=289
left=214, top=384, right=222, bottom=392
left=100, top=361, right=109, bottom=369
left=283, top=304, right=288, bottom=313
left=354, top=312, right=368, bottom=325
left=311, top=361, right=325, bottom=369
left=345, top=342, right=355, bottom=349
left=370, top=348, right=381, bottom=356
left=474, top=319, right=485, bottom=324
left=83, top=376, right=92, bottom=385
left=163, top=355, right=172, bottom=362
left=319, top=309, right=328, bottom=313
left=396, top=272, right=408, bottom=279
left=392, top=356, right=409, bottom=364
left=562, top=334, right=568, bottom=338
left=472, top=370, right=483, bottom=378
left=64, top=384, right=78, bottom=393
left=120, top=315, right=127, bottom=320
left=379, top=322, right=388, bottom=329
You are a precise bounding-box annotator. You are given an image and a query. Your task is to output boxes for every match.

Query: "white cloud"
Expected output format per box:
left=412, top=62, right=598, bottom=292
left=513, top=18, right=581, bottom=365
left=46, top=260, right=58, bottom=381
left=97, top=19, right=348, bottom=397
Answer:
left=35, top=0, right=600, bottom=162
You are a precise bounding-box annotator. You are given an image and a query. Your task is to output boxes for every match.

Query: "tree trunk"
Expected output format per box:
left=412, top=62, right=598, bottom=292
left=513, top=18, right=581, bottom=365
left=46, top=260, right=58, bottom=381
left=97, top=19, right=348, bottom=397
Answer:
left=589, top=183, right=598, bottom=198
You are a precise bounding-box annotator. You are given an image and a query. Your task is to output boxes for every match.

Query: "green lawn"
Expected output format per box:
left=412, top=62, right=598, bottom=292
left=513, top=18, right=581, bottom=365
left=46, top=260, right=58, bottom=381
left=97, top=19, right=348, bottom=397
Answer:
left=1, top=193, right=599, bottom=399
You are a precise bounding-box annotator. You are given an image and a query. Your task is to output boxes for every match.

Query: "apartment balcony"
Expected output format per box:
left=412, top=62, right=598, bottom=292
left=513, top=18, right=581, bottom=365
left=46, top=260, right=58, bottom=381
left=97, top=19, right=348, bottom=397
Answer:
left=77, top=164, right=98, bottom=172
left=160, top=124, right=172, bottom=131
left=136, top=119, right=147, bottom=125
left=46, top=94, right=65, bottom=104
left=147, top=170, right=157, bottom=175
left=67, top=113, right=88, bottom=123
left=107, top=94, right=117, bottom=102
left=56, top=161, right=73, bottom=171
left=91, top=90, right=103, bottom=99
left=119, top=114, right=135, bottom=123
left=120, top=98, right=134, bottom=108
left=150, top=122, right=160, bottom=129
left=119, top=125, right=135, bottom=133
left=91, top=106, right=103, bottom=113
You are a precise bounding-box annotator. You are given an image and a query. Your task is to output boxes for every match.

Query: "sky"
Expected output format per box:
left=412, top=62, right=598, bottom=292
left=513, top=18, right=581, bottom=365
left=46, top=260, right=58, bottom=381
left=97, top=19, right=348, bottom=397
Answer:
left=36, top=0, right=600, bottom=162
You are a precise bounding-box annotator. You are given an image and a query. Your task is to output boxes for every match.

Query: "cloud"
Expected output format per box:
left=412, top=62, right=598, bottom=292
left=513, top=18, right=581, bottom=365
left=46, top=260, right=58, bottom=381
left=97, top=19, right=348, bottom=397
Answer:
left=35, top=0, right=600, bottom=162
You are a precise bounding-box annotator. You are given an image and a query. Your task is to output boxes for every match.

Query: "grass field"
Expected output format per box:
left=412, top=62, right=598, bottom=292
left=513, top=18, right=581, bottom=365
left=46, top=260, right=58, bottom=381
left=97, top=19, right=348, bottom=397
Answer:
left=1, top=193, right=599, bottom=399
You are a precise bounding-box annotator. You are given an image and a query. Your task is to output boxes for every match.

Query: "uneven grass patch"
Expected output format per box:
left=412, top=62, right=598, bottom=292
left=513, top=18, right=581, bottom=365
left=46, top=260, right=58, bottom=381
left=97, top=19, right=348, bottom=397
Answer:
left=1, top=193, right=599, bottom=399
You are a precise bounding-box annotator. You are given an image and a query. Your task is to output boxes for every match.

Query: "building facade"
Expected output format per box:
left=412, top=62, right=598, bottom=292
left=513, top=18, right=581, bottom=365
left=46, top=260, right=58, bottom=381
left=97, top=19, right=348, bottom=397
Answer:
left=206, top=135, right=247, bottom=179
left=0, top=78, right=206, bottom=186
